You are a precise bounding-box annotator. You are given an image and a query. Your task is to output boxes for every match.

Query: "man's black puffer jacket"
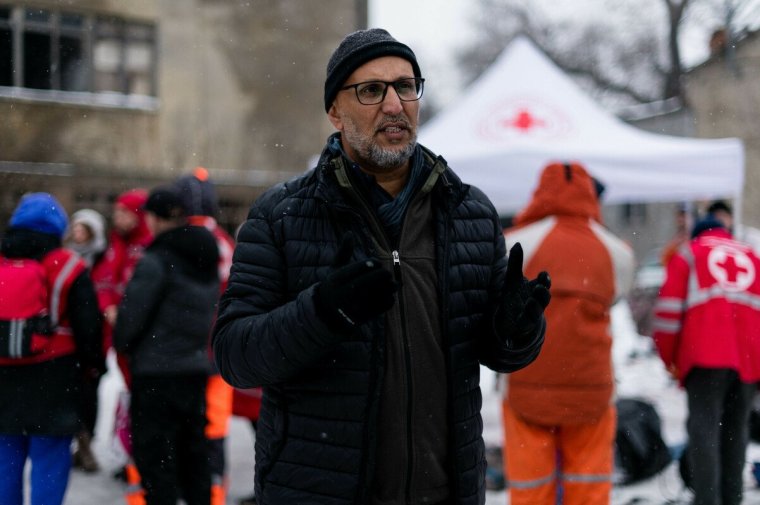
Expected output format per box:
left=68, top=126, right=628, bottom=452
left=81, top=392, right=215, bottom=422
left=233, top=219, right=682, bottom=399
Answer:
left=213, top=143, right=542, bottom=505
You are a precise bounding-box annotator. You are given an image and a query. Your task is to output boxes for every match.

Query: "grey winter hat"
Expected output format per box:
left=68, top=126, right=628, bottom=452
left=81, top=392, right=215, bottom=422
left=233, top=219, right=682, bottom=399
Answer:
left=324, top=28, right=421, bottom=112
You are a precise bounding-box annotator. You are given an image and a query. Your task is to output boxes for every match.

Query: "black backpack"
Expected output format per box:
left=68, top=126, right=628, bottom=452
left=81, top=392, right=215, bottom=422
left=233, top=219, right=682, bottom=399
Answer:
left=614, top=397, right=672, bottom=485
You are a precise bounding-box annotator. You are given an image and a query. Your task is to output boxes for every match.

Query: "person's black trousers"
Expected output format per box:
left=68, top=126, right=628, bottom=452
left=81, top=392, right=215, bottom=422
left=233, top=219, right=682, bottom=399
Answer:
left=131, top=374, right=210, bottom=505
left=79, top=374, right=100, bottom=435
left=685, top=367, right=757, bottom=505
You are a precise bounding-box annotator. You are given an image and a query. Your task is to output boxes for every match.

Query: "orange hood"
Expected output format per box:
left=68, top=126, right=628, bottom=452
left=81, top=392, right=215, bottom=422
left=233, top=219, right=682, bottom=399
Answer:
left=514, top=162, right=601, bottom=226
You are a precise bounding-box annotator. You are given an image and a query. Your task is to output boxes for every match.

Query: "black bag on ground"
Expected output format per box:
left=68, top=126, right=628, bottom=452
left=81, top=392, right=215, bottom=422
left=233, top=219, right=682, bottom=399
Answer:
left=614, top=397, right=672, bottom=485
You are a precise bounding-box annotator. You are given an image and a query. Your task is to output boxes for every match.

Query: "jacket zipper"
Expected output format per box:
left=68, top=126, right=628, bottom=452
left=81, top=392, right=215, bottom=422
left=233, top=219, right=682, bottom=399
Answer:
left=392, top=250, right=415, bottom=505
left=329, top=161, right=404, bottom=503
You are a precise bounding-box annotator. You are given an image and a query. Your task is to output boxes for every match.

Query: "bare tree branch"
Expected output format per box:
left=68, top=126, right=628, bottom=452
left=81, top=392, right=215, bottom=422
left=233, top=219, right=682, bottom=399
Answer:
left=458, top=0, right=759, bottom=107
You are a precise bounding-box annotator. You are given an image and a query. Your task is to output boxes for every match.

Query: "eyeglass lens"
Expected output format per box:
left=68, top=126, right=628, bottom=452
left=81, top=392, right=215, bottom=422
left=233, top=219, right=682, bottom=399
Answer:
left=356, top=78, right=423, bottom=104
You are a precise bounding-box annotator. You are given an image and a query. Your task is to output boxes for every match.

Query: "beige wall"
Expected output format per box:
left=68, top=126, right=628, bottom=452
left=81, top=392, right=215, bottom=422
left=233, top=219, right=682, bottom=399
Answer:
left=0, top=101, right=160, bottom=171
left=685, top=33, right=760, bottom=226
left=0, top=0, right=365, bottom=229
left=155, top=0, right=358, bottom=177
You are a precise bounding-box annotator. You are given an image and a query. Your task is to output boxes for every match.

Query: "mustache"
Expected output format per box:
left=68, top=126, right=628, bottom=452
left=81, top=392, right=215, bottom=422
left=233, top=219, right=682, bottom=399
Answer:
left=376, top=115, right=411, bottom=130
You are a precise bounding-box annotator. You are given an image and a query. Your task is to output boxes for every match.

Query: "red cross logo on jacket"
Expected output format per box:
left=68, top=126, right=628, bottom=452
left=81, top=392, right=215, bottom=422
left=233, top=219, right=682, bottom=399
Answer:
left=707, top=245, right=755, bottom=291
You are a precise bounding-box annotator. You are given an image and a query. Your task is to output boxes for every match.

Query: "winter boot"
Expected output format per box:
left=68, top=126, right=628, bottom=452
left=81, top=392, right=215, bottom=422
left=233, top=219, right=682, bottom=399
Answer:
left=72, top=430, right=100, bottom=473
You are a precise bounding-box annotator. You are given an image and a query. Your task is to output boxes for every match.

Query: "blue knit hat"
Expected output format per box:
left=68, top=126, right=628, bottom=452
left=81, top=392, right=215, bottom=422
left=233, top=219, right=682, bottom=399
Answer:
left=9, top=192, right=69, bottom=238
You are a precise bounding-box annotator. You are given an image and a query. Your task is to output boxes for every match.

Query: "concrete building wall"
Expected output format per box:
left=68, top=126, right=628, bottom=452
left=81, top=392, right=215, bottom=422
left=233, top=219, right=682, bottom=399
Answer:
left=0, top=0, right=364, bottom=231
left=685, top=32, right=760, bottom=227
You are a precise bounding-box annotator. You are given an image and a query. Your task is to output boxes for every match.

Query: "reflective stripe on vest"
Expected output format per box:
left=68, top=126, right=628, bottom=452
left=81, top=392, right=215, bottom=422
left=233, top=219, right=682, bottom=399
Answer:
left=7, top=319, right=25, bottom=358
left=50, top=253, right=80, bottom=327
left=654, top=297, right=683, bottom=313
left=651, top=317, right=682, bottom=334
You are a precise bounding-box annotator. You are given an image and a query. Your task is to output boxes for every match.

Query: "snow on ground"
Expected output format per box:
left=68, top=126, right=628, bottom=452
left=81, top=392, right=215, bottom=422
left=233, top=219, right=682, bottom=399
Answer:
left=62, top=301, right=760, bottom=504
left=483, top=301, right=760, bottom=505
left=63, top=351, right=258, bottom=505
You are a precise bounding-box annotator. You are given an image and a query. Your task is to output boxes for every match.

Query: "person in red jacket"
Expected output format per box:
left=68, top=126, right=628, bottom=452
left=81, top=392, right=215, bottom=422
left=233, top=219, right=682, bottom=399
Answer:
left=91, top=188, right=153, bottom=377
left=502, top=162, right=634, bottom=505
left=653, top=217, right=760, bottom=505
left=89, top=189, right=152, bottom=494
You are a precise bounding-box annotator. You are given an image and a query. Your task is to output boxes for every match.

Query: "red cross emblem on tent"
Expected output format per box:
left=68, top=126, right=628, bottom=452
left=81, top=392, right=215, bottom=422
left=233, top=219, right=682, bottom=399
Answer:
left=707, top=245, right=756, bottom=291
left=501, top=108, right=546, bottom=132
left=478, top=98, right=571, bottom=141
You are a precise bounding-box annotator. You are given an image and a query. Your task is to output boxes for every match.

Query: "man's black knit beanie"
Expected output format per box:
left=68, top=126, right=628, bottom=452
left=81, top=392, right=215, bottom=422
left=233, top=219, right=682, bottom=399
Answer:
left=324, top=28, right=421, bottom=112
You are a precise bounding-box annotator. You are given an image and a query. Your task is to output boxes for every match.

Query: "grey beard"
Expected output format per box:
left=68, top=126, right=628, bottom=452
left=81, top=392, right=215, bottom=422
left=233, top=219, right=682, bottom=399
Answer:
left=365, top=138, right=417, bottom=170
left=342, top=116, right=417, bottom=171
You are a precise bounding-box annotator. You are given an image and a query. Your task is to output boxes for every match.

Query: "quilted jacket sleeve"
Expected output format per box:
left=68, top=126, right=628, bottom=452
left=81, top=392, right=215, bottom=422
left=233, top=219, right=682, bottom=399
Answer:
left=475, top=196, right=544, bottom=373
left=212, top=198, right=345, bottom=389
left=113, top=253, right=167, bottom=353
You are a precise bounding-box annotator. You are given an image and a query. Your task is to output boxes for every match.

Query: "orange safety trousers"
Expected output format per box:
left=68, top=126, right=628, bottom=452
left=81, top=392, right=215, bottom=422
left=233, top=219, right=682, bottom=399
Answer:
left=206, top=374, right=233, bottom=505
left=206, top=374, right=233, bottom=439
left=502, top=401, right=616, bottom=505
left=124, top=461, right=146, bottom=505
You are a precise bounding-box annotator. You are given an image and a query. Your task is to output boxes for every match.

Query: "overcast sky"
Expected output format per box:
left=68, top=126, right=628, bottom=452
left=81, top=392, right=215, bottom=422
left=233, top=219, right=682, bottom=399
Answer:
left=369, top=0, right=759, bottom=110
left=368, top=0, right=474, bottom=108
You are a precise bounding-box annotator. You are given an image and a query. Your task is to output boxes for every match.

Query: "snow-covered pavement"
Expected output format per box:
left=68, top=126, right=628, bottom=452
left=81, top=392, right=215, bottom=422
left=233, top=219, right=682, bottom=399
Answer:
left=62, top=302, right=760, bottom=504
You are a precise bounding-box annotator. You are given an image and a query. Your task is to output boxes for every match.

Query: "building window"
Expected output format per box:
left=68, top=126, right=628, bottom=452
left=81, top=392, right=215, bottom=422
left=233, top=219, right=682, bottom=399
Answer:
left=23, top=8, right=53, bottom=90
left=0, top=5, right=156, bottom=98
left=94, top=17, right=155, bottom=95
left=59, top=12, right=88, bottom=92
left=0, top=6, right=12, bottom=86
left=622, top=203, right=648, bottom=226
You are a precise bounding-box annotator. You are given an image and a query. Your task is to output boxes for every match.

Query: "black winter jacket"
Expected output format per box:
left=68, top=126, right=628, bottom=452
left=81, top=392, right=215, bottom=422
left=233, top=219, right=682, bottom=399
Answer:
left=114, top=225, right=219, bottom=377
left=213, top=141, right=543, bottom=505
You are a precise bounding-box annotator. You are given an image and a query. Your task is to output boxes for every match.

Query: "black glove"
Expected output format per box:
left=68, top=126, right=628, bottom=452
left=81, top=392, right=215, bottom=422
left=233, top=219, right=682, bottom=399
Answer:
left=495, top=243, right=551, bottom=347
left=314, top=232, right=398, bottom=332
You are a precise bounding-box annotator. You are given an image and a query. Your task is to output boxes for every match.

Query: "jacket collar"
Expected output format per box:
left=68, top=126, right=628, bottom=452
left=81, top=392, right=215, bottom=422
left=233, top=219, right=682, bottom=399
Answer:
left=313, top=133, right=467, bottom=211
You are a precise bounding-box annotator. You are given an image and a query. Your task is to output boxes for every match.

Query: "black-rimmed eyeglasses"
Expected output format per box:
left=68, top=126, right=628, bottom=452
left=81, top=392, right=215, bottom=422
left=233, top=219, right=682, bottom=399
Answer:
left=339, top=77, right=425, bottom=105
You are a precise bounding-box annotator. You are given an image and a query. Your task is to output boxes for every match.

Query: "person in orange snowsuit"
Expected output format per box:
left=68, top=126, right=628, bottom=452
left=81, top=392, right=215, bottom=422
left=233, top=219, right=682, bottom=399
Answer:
left=502, top=162, right=634, bottom=505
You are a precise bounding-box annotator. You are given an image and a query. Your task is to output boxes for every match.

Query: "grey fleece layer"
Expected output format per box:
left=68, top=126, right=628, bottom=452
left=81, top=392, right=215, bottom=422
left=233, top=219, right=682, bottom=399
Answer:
left=335, top=157, right=449, bottom=504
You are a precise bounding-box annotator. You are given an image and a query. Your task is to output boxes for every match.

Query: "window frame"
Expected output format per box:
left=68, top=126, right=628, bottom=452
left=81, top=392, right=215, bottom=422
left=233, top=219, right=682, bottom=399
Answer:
left=0, top=4, right=158, bottom=110
left=0, top=5, right=13, bottom=87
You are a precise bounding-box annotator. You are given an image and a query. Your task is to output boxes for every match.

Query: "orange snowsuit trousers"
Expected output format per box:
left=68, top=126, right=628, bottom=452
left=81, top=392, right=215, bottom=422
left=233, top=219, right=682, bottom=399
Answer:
left=502, top=401, right=616, bottom=505
left=206, top=374, right=233, bottom=505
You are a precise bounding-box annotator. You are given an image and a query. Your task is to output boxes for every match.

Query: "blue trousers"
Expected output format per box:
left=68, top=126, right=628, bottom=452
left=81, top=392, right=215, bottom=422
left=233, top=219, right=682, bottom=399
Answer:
left=0, top=434, right=73, bottom=505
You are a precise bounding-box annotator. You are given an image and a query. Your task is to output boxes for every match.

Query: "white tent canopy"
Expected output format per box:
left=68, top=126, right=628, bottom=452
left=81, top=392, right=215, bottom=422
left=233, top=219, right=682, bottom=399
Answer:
left=419, top=37, right=745, bottom=216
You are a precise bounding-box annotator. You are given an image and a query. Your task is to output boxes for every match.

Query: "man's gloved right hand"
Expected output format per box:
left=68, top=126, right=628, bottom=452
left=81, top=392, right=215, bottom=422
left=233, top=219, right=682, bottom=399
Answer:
left=313, top=232, right=398, bottom=332
left=495, top=243, right=551, bottom=348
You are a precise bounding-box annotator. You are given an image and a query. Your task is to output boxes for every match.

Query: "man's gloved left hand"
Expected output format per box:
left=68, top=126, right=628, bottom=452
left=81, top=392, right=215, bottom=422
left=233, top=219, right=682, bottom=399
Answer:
left=495, top=243, right=551, bottom=347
